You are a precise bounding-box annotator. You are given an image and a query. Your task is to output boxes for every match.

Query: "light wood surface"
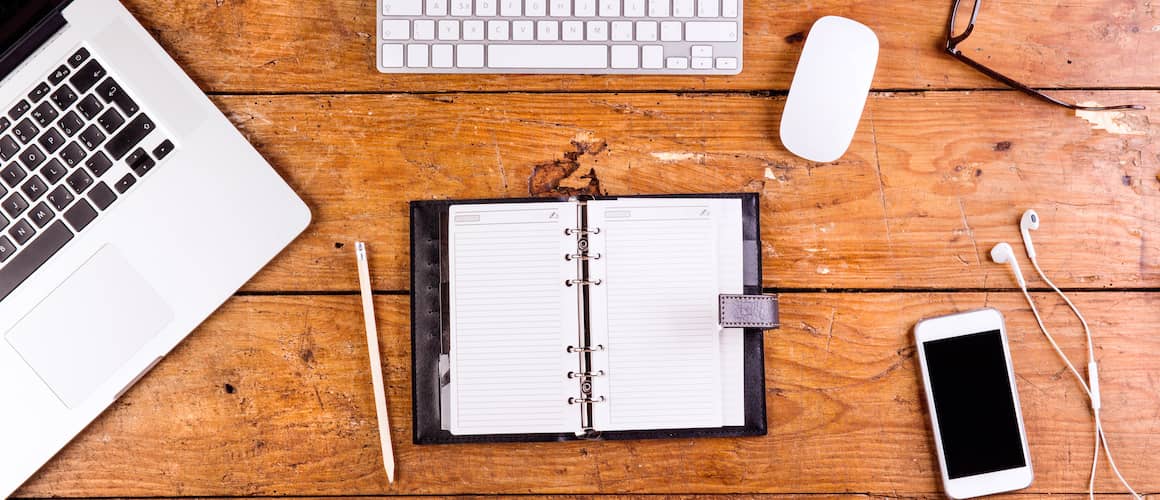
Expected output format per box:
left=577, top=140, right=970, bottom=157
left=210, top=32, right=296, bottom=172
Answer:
left=12, top=0, right=1160, bottom=498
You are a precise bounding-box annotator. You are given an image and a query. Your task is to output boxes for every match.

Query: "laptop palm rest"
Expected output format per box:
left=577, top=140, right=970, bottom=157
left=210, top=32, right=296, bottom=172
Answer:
left=5, top=246, right=174, bottom=408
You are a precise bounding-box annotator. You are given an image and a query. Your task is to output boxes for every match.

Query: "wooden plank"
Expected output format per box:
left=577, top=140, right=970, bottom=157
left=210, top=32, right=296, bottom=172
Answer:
left=121, top=0, right=1160, bottom=93
left=15, top=293, right=1160, bottom=497
left=228, top=91, right=1160, bottom=292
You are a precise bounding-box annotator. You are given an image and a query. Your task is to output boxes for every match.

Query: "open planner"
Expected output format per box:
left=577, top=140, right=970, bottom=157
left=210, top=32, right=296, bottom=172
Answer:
left=410, top=194, right=777, bottom=443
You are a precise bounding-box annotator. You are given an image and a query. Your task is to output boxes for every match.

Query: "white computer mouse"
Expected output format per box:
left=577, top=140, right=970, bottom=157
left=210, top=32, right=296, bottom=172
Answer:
left=779, top=16, right=879, bottom=163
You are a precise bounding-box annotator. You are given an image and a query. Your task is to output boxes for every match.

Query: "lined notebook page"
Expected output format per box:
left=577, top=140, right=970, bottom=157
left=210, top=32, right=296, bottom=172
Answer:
left=586, top=199, right=741, bottom=431
left=448, top=202, right=579, bottom=435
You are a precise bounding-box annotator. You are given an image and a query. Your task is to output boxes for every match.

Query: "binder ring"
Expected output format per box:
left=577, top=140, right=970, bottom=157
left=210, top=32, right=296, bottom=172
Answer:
left=567, top=370, right=606, bottom=378
left=567, top=344, right=605, bottom=353
left=564, top=227, right=601, bottom=235
left=568, top=396, right=607, bottom=405
left=565, top=279, right=603, bottom=287
left=564, top=253, right=602, bottom=261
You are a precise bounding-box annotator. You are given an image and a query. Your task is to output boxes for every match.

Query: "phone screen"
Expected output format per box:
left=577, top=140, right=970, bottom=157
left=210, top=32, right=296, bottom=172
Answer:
left=923, top=329, right=1026, bottom=479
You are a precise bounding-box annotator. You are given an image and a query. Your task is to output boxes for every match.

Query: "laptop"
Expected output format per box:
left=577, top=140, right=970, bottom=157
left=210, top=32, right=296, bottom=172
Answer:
left=0, top=0, right=310, bottom=495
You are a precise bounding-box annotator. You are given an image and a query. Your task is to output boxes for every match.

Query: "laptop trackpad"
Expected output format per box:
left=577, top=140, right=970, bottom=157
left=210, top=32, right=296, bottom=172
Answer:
left=5, top=246, right=174, bottom=408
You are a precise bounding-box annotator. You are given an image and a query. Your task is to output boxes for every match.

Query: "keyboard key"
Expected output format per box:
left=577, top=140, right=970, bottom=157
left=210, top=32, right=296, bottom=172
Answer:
left=8, top=100, right=30, bottom=121
left=451, top=0, right=472, bottom=16
left=77, top=94, right=103, bottom=120
left=673, top=0, right=693, bottom=16
left=381, top=44, right=404, bottom=68
left=0, top=236, right=14, bottom=263
left=432, top=44, right=453, bottom=67
left=31, top=102, right=58, bottom=127
left=0, top=220, right=73, bottom=300
left=12, top=119, right=37, bottom=144
left=526, top=0, right=546, bottom=16
left=66, top=168, right=93, bottom=194
left=79, top=125, right=105, bottom=151
left=28, top=202, right=53, bottom=228
left=660, top=21, right=681, bottom=41
left=0, top=117, right=9, bottom=133
left=94, top=78, right=139, bottom=116
left=152, top=139, right=175, bottom=160
left=538, top=20, right=559, bottom=41
left=381, top=20, right=410, bottom=40
left=41, top=158, right=67, bottom=184
left=599, top=0, right=619, bottom=16
left=1, top=163, right=26, bottom=188
left=697, top=0, right=718, bottom=17
left=63, top=199, right=97, bottom=231
left=586, top=21, right=608, bottom=41
left=68, top=47, right=91, bottom=68
left=464, top=20, right=485, bottom=40
left=625, top=0, right=646, bottom=16
left=21, top=175, right=48, bottom=202
left=9, top=219, right=35, bottom=245
left=427, top=0, right=448, bottom=15
left=691, top=56, right=712, bottom=69
left=131, top=155, right=156, bottom=177
left=125, top=148, right=148, bottom=169
left=611, top=21, right=632, bottom=41
left=56, top=112, right=84, bottom=139
left=3, top=192, right=28, bottom=218
left=611, top=45, right=639, bottom=68
left=46, top=184, right=73, bottom=211
left=562, top=21, right=583, bottom=40
left=550, top=0, right=570, bottom=16
left=721, top=0, right=737, bottom=17
left=38, top=128, right=64, bottom=154
left=50, top=85, right=78, bottom=111
left=69, top=60, right=106, bottom=94
left=513, top=20, right=534, bottom=40
left=47, top=65, right=71, bottom=86
left=636, top=21, right=658, bottom=41
left=114, top=173, right=136, bottom=194
left=29, top=83, right=51, bottom=103
left=438, top=20, right=460, bottom=40
left=19, top=145, right=47, bottom=172
left=684, top=21, right=737, bottom=41
left=407, top=44, right=429, bottom=67
left=642, top=45, right=664, bottom=68
left=457, top=45, right=484, bottom=67
left=666, top=56, right=688, bottom=69
left=85, top=151, right=113, bottom=178
left=715, top=56, right=737, bottom=70
left=692, top=45, right=712, bottom=57
left=575, top=0, right=596, bottom=15
left=0, top=136, right=18, bottom=161
left=648, top=0, right=668, bottom=16
left=87, top=182, right=116, bottom=210
left=60, top=141, right=87, bottom=167
left=414, top=20, right=436, bottom=40
left=382, top=0, right=423, bottom=15
left=97, top=108, right=125, bottom=134
left=501, top=0, right=520, bottom=15
left=488, top=45, right=608, bottom=69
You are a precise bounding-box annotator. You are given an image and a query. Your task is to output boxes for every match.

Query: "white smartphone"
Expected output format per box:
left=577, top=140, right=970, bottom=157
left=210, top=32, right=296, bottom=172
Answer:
left=914, top=308, right=1034, bottom=499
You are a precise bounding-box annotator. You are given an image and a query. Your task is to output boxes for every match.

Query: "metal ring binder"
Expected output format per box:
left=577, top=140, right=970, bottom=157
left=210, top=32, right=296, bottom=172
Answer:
left=567, top=396, right=607, bottom=405
left=564, top=252, right=602, bottom=261
left=564, top=227, right=601, bottom=235
left=566, top=344, right=605, bottom=353
left=565, top=278, right=603, bottom=287
left=567, top=370, right=606, bottom=378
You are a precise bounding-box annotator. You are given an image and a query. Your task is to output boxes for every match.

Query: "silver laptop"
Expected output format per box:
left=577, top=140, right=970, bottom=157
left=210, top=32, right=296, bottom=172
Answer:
left=0, top=0, right=310, bottom=495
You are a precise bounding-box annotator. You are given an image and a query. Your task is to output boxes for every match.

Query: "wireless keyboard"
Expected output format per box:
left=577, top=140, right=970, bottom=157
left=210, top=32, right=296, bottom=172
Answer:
left=376, top=0, right=742, bottom=74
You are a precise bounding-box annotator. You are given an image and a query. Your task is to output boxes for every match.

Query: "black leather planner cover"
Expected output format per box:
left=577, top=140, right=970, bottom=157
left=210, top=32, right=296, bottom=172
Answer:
left=410, top=193, right=767, bottom=444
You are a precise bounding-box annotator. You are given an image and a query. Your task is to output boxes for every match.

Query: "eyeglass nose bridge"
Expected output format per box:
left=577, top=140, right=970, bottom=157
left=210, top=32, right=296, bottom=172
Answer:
left=946, top=0, right=981, bottom=50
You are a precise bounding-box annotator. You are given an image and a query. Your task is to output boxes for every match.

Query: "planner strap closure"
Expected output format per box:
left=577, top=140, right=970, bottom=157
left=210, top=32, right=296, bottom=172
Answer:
left=719, top=294, right=780, bottom=329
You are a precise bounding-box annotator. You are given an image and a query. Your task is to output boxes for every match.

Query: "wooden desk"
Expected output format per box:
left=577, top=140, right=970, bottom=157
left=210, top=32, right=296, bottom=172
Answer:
left=14, top=0, right=1160, bottom=498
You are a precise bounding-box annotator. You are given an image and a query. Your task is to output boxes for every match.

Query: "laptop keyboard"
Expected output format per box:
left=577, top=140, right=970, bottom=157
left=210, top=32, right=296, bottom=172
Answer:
left=0, top=47, right=175, bottom=302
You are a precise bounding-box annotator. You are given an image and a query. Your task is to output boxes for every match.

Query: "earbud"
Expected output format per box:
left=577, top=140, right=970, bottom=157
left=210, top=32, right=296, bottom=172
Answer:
left=990, top=242, right=1027, bottom=288
left=1020, top=209, right=1040, bottom=262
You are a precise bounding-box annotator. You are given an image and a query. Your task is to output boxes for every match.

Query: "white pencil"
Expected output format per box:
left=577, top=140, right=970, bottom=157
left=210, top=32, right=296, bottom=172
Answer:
left=355, top=242, right=395, bottom=483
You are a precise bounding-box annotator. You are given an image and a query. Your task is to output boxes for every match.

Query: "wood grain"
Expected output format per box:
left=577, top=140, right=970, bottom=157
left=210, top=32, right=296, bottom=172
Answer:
left=225, top=90, right=1160, bottom=292
left=16, top=293, right=1160, bottom=497
left=117, top=0, right=1160, bottom=93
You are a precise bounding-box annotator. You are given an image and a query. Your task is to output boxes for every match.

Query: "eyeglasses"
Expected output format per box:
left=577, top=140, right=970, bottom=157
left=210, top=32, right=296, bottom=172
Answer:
left=946, top=0, right=1144, bottom=111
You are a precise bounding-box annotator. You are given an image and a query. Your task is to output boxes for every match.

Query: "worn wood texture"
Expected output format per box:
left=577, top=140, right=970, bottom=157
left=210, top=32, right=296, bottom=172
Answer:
left=231, top=90, right=1160, bottom=292
left=15, top=293, right=1160, bottom=497
left=120, top=0, right=1160, bottom=92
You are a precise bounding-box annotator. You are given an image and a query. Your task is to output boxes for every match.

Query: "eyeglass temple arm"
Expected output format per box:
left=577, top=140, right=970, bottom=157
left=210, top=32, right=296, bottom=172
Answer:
left=946, top=49, right=1145, bottom=111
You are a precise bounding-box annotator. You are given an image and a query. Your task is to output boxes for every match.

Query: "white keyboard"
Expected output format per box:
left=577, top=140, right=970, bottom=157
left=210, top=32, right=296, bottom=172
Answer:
left=376, top=0, right=742, bottom=74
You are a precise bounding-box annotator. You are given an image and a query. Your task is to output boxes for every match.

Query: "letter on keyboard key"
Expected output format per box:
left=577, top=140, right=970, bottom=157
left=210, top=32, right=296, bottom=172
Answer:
left=381, top=20, right=410, bottom=40
left=550, top=0, right=570, bottom=16
left=575, top=0, right=595, bottom=15
left=0, top=220, right=73, bottom=302
left=599, top=0, right=619, bottom=16
left=488, top=45, right=608, bottom=69
left=488, top=20, right=510, bottom=40
left=611, top=46, right=639, bottom=68
left=684, top=21, right=736, bottom=41
left=457, top=45, right=484, bottom=68
left=625, top=0, right=646, bottom=16
left=383, top=0, right=423, bottom=15
left=477, top=0, right=496, bottom=15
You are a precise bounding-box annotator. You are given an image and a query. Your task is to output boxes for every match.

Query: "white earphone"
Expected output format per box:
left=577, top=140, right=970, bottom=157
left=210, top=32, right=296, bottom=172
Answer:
left=990, top=209, right=1140, bottom=500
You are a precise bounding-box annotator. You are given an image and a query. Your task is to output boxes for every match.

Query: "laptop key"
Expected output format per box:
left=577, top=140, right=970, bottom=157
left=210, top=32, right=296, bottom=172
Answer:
left=79, top=125, right=105, bottom=151
left=0, top=135, right=18, bottom=160
left=50, top=85, right=78, bottom=111
left=1, top=164, right=26, bottom=188
left=106, top=114, right=154, bottom=160
left=46, top=185, right=73, bottom=211
left=114, top=173, right=136, bottom=193
left=85, top=151, right=112, bottom=177
left=59, top=141, right=87, bottom=167
left=68, top=47, right=90, bottom=68
left=31, top=102, right=58, bottom=127
left=77, top=94, right=103, bottom=120
left=66, top=169, right=93, bottom=195
left=38, top=128, right=65, bottom=154
left=21, top=175, right=48, bottom=202
left=0, top=220, right=73, bottom=302
left=29, top=83, right=51, bottom=103
left=63, top=199, right=96, bottom=232
left=152, top=139, right=174, bottom=160
left=12, top=119, right=37, bottom=145
left=97, top=108, right=124, bottom=134
left=41, top=159, right=67, bottom=184
left=95, top=78, right=140, bottom=116
left=47, top=65, right=71, bottom=86
left=19, top=145, right=46, bottom=170
left=0, top=235, right=14, bottom=263
left=69, top=60, right=106, bottom=94
left=3, top=192, right=29, bottom=218
left=88, top=182, right=116, bottom=210
left=131, top=154, right=156, bottom=177
left=0, top=117, right=9, bottom=133
left=9, top=219, right=35, bottom=244
left=28, top=202, right=53, bottom=228
left=8, top=100, right=30, bottom=121
left=57, top=111, right=85, bottom=137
